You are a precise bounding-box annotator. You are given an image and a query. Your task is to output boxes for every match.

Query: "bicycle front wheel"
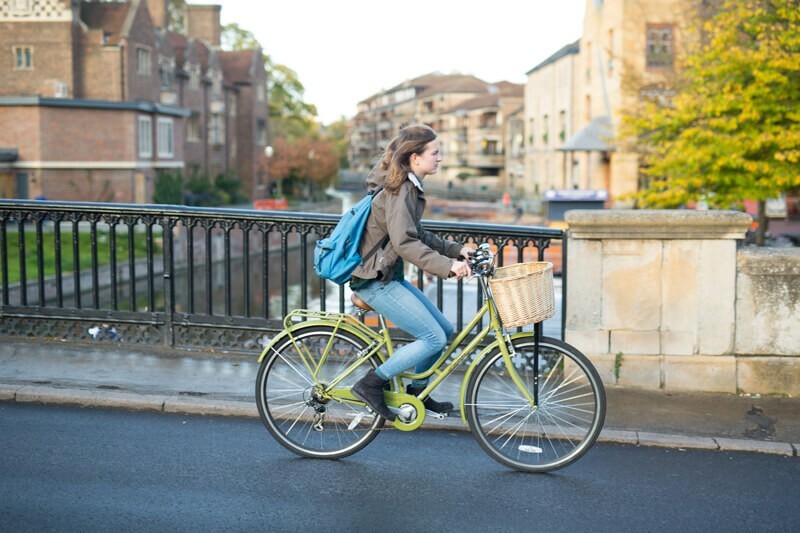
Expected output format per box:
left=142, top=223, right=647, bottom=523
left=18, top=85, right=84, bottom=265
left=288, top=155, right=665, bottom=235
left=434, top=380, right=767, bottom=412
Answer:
left=255, top=325, right=384, bottom=459
left=465, top=335, right=606, bottom=472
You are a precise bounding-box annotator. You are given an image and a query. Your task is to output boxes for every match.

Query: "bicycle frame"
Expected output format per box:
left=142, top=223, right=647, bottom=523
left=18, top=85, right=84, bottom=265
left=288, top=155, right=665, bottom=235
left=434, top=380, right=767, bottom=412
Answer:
left=258, top=275, right=537, bottom=429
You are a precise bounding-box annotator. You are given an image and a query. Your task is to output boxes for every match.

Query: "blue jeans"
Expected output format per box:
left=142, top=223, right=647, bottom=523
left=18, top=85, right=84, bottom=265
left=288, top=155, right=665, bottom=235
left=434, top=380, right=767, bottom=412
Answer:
left=355, top=279, right=454, bottom=383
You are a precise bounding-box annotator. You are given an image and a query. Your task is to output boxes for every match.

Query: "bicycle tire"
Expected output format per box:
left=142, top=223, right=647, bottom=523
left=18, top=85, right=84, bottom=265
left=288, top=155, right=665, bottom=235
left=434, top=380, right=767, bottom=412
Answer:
left=465, top=334, right=606, bottom=472
left=255, top=325, right=384, bottom=459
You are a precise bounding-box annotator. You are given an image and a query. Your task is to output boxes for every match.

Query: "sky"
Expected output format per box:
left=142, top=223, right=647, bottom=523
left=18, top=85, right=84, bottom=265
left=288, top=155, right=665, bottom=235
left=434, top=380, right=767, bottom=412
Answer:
left=196, top=0, right=587, bottom=124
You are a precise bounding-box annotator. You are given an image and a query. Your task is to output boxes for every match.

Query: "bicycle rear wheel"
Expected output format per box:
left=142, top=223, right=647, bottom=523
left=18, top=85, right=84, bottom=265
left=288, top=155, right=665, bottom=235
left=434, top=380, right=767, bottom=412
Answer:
left=255, top=325, right=384, bottom=459
left=465, top=335, right=605, bottom=472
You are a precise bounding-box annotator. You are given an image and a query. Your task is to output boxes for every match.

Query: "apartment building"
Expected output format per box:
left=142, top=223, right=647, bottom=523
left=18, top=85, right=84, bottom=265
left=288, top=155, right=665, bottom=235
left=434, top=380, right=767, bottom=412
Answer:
left=0, top=0, right=269, bottom=203
left=348, top=73, right=523, bottom=190
left=525, top=0, right=693, bottom=205
left=524, top=41, right=580, bottom=198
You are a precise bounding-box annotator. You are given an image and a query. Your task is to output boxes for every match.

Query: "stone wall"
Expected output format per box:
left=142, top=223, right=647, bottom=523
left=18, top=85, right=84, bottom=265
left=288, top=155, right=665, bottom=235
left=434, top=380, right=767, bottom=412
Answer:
left=565, top=209, right=799, bottom=396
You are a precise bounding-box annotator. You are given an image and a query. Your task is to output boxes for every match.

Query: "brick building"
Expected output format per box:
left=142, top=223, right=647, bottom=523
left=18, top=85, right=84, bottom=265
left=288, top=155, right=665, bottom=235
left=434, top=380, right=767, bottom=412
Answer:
left=0, top=0, right=269, bottom=203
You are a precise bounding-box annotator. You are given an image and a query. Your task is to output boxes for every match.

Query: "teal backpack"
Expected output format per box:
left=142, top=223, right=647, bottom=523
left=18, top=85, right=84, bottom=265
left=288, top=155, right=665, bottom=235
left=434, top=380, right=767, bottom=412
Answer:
left=314, top=187, right=386, bottom=285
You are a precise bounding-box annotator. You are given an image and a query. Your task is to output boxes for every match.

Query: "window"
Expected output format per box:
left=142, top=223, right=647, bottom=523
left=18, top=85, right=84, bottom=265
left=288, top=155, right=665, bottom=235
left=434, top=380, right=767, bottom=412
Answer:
left=54, top=82, right=68, bottom=98
left=159, top=59, right=173, bottom=87
left=137, top=47, right=151, bottom=76
left=138, top=116, right=152, bottom=158
left=257, top=83, right=265, bottom=102
left=585, top=41, right=592, bottom=80
left=208, top=113, right=224, bottom=145
left=13, top=46, right=33, bottom=70
left=542, top=114, right=550, bottom=145
left=157, top=118, right=174, bottom=157
left=257, top=119, right=267, bottom=145
left=187, top=113, right=201, bottom=142
left=211, top=70, right=222, bottom=95
left=529, top=118, right=535, bottom=147
left=647, top=24, right=674, bottom=67
left=189, top=65, right=200, bottom=91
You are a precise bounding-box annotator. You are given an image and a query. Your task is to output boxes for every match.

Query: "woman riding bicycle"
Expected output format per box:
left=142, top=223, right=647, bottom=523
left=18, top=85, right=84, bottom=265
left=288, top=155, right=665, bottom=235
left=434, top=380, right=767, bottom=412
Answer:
left=350, top=124, right=474, bottom=421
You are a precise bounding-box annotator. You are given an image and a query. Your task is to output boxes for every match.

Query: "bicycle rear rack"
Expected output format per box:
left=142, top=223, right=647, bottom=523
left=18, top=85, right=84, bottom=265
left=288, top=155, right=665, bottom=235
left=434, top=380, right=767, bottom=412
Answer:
left=283, top=308, right=383, bottom=342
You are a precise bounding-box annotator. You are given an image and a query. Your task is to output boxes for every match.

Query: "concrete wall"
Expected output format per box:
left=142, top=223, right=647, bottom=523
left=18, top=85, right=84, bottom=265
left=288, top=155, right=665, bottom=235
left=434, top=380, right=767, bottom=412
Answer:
left=565, top=209, right=799, bottom=396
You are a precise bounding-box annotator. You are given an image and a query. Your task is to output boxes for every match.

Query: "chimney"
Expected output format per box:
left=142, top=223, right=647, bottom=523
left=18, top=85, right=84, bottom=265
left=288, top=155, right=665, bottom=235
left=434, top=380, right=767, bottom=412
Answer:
left=146, top=0, right=168, bottom=29
left=185, top=4, right=222, bottom=48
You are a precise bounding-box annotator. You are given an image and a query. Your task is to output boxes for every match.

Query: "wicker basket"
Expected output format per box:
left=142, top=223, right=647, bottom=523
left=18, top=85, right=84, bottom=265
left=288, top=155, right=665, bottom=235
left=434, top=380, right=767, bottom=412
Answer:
left=489, top=262, right=555, bottom=328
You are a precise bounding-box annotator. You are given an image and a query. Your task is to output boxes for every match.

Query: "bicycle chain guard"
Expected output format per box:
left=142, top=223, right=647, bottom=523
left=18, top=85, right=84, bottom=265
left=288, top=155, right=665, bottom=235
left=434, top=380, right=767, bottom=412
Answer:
left=387, top=392, right=426, bottom=432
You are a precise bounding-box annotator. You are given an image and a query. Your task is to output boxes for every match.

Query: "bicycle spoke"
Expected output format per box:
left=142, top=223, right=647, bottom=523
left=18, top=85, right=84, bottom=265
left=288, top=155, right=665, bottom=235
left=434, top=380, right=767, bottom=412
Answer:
left=256, top=326, right=384, bottom=459
left=466, top=336, right=605, bottom=472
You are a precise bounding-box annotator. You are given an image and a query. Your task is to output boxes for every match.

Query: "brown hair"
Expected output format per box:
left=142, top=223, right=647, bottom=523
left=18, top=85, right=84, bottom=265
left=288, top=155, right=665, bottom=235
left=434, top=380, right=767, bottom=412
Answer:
left=369, top=124, right=437, bottom=192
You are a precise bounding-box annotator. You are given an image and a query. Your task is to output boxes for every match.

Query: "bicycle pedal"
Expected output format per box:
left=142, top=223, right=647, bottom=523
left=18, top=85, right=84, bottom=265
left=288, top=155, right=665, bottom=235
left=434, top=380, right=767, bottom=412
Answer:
left=425, top=409, right=448, bottom=420
left=347, top=412, right=368, bottom=430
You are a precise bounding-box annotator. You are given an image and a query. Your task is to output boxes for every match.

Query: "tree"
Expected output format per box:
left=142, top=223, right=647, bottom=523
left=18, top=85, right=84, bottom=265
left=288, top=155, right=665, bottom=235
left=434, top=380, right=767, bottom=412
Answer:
left=323, top=118, right=352, bottom=170
left=221, top=24, right=317, bottom=139
left=221, top=22, right=341, bottom=200
left=620, top=0, right=800, bottom=245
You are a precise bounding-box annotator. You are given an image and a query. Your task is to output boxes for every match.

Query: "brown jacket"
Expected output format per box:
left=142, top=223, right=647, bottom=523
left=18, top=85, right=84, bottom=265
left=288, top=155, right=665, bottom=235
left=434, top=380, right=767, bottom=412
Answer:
left=351, top=175, right=462, bottom=282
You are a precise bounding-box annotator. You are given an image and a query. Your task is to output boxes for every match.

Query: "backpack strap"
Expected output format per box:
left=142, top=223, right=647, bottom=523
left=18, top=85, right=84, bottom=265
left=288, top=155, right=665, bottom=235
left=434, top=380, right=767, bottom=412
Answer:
left=362, top=185, right=388, bottom=262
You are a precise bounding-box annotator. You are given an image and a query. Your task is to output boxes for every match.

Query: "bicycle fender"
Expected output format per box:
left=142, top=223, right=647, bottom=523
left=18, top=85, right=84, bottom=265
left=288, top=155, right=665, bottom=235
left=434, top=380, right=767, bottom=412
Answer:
left=457, top=331, right=538, bottom=424
left=256, top=320, right=376, bottom=363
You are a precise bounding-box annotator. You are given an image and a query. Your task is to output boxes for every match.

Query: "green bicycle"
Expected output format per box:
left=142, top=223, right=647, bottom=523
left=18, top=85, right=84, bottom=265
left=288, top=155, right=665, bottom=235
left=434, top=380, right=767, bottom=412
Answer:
left=255, top=244, right=606, bottom=472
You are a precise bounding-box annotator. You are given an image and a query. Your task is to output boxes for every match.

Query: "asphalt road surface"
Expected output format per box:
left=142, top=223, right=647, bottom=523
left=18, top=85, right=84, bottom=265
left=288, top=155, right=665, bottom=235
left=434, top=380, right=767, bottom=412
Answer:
left=1, top=403, right=797, bottom=532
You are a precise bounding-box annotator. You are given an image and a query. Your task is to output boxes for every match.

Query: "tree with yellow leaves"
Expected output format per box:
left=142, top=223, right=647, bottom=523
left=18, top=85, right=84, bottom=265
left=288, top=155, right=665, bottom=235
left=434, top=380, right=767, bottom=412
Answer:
left=621, top=0, right=800, bottom=245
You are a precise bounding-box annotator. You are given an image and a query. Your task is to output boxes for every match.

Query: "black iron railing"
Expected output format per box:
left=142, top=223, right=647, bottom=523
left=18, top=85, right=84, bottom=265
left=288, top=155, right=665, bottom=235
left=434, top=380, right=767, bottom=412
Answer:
left=0, top=200, right=566, bottom=354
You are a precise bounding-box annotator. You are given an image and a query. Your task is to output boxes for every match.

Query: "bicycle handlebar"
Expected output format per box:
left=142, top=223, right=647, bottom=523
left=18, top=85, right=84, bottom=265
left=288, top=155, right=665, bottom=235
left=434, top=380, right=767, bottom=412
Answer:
left=467, top=243, right=495, bottom=278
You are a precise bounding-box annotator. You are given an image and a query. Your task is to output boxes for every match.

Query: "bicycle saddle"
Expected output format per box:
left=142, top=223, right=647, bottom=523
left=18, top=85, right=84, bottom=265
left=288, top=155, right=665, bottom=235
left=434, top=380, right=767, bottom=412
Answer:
left=350, top=293, right=374, bottom=312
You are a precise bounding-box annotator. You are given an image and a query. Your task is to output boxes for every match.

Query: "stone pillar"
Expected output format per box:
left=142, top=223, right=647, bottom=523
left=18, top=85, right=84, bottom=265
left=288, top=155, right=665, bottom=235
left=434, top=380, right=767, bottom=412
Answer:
left=735, top=247, right=800, bottom=395
left=565, top=209, right=751, bottom=393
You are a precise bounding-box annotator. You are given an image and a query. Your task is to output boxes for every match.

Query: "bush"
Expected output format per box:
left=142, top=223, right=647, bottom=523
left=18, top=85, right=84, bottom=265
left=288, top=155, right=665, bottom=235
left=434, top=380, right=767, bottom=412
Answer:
left=153, top=170, right=184, bottom=205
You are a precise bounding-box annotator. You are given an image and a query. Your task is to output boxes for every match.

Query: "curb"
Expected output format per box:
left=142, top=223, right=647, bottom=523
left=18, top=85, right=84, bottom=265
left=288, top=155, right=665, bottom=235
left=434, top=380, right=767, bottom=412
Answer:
left=1, top=382, right=797, bottom=457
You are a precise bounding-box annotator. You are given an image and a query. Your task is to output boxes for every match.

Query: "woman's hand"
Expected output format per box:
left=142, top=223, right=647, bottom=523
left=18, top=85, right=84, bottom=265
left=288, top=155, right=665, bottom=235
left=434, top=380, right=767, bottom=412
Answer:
left=450, top=260, right=472, bottom=280
left=459, top=245, right=476, bottom=260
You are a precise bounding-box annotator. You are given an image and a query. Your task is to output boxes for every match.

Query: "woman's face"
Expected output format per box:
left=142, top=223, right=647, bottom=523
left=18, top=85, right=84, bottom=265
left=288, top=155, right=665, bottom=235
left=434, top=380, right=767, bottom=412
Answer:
left=411, top=139, right=443, bottom=179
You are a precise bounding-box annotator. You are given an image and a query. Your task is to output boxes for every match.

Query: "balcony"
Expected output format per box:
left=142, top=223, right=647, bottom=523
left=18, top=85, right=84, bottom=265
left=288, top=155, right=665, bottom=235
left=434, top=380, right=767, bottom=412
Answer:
left=467, top=153, right=504, bottom=168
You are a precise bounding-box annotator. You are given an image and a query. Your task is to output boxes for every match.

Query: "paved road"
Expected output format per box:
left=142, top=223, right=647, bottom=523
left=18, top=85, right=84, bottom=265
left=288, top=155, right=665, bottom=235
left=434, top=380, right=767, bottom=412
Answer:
left=2, top=403, right=798, bottom=532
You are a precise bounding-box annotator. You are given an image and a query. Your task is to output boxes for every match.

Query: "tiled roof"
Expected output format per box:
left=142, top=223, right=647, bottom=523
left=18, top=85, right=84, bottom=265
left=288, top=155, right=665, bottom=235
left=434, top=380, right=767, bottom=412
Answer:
left=168, top=31, right=188, bottom=66
left=80, top=1, right=131, bottom=45
left=525, top=39, right=580, bottom=75
left=492, top=81, right=524, bottom=97
left=219, top=50, right=257, bottom=84
left=415, top=74, right=489, bottom=98
left=191, top=38, right=212, bottom=71
left=452, top=93, right=500, bottom=111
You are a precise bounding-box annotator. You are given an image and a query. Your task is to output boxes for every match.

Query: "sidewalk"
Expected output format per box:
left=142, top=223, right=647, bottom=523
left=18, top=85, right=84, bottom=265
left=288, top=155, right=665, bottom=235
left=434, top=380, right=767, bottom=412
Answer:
left=0, top=339, right=797, bottom=456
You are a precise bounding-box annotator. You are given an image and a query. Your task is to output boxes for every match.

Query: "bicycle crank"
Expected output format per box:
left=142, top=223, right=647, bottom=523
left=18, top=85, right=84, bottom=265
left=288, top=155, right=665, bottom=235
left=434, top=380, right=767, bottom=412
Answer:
left=387, top=393, right=426, bottom=432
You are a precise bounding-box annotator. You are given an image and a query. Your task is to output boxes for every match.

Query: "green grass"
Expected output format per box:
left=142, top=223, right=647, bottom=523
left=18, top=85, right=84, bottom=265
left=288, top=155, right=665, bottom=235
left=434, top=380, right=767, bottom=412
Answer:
left=1, top=226, right=160, bottom=285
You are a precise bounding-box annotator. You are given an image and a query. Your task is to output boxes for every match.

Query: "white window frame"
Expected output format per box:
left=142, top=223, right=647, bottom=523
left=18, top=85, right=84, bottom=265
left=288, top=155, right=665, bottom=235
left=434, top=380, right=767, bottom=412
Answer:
left=157, top=117, right=174, bottom=158
left=189, top=65, right=200, bottom=91
left=208, top=113, right=224, bottom=145
left=136, top=46, right=151, bottom=76
left=54, top=82, right=68, bottom=98
left=187, top=113, right=201, bottom=142
left=138, top=116, right=153, bottom=158
left=13, top=45, right=33, bottom=70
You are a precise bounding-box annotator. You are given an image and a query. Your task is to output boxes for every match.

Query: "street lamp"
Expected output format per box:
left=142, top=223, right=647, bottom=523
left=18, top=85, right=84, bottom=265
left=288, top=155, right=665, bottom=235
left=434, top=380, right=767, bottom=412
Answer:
left=264, top=145, right=274, bottom=197
left=307, top=149, right=316, bottom=200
